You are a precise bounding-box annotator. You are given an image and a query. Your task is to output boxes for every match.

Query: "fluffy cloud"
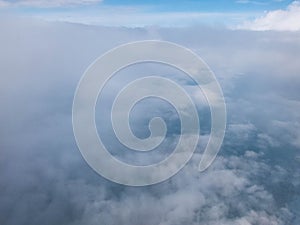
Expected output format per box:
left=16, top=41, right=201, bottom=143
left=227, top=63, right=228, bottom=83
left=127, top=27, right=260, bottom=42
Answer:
left=238, top=1, right=300, bottom=31
left=0, top=17, right=300, bottom=225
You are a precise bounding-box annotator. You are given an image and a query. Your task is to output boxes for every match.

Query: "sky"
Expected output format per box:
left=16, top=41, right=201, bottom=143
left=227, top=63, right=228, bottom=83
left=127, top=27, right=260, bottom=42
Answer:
left=0, top=1, right=300, bottom=225
left=0, top=0, right=299, bottom=28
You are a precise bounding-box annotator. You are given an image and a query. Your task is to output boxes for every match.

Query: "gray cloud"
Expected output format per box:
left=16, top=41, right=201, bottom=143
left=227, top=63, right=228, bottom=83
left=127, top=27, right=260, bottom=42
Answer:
left=0, top=17, right=300, bottom=225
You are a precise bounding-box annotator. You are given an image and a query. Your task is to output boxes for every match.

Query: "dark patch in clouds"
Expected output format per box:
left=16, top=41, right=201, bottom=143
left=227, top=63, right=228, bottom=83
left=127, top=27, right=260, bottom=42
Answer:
left=0, top=17, right=300, bottom=225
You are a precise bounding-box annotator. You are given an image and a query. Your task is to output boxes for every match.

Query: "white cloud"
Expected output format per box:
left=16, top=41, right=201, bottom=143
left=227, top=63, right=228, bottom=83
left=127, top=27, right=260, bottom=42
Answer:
left=235, top=0, right=268, bottom=5
left=0, top=0, right=102, bottom=8
left=32, top=10, right=251, bottom=27
left=0, top=17, right=300, bottom=225
left=238, top=1, right=300, bottom=31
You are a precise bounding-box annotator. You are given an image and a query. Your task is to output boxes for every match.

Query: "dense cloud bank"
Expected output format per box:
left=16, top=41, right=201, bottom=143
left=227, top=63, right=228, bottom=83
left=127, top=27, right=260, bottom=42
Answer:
left=0, top=18, right=300, bottom=225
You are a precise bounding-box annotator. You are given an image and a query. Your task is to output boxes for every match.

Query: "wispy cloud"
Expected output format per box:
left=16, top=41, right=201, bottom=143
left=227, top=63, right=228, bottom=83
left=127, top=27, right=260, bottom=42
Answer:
left=0, top=0, right=102, bottom=8
left=236, top=0, right=269, bottom=5
left=36, top=10, right=253, bottom=27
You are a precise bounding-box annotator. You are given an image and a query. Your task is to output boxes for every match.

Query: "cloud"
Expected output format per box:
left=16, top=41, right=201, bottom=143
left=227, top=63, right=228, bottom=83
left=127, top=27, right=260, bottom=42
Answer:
left=235, top=0, right=269, bottom=5
left=237, top=1, right=300, bottom=31
left=0, top=0, right=102, bottom=8
left=0, top=17, right=300, bottom=225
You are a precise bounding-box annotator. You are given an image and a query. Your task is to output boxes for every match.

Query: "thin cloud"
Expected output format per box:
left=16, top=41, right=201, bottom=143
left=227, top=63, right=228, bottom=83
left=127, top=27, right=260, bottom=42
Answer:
left=0, top=0, right=102, bottom=8
left=235, top=0, right=269, bottom=5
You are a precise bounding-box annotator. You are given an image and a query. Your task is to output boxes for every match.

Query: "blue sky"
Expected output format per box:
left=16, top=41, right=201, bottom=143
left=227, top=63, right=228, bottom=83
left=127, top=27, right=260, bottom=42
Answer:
left=102, top=0, right=292, bottom=12
left=1, top=0, right=293, bottom=11
left=0, top=0, right=297, bottom=27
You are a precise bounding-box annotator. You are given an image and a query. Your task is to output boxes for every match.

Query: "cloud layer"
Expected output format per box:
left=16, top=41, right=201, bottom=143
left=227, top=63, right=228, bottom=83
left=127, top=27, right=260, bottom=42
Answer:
left=0, top=18, right=300, bottom=224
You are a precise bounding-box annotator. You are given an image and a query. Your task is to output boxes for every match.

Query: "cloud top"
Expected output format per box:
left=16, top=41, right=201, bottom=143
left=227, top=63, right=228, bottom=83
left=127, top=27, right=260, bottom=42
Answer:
left=238, top=1, right=300, bottom=31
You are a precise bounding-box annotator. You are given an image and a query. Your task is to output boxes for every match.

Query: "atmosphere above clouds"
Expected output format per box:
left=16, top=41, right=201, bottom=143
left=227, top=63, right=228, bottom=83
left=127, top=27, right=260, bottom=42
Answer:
left=0, top=0, right=299, bottom=29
